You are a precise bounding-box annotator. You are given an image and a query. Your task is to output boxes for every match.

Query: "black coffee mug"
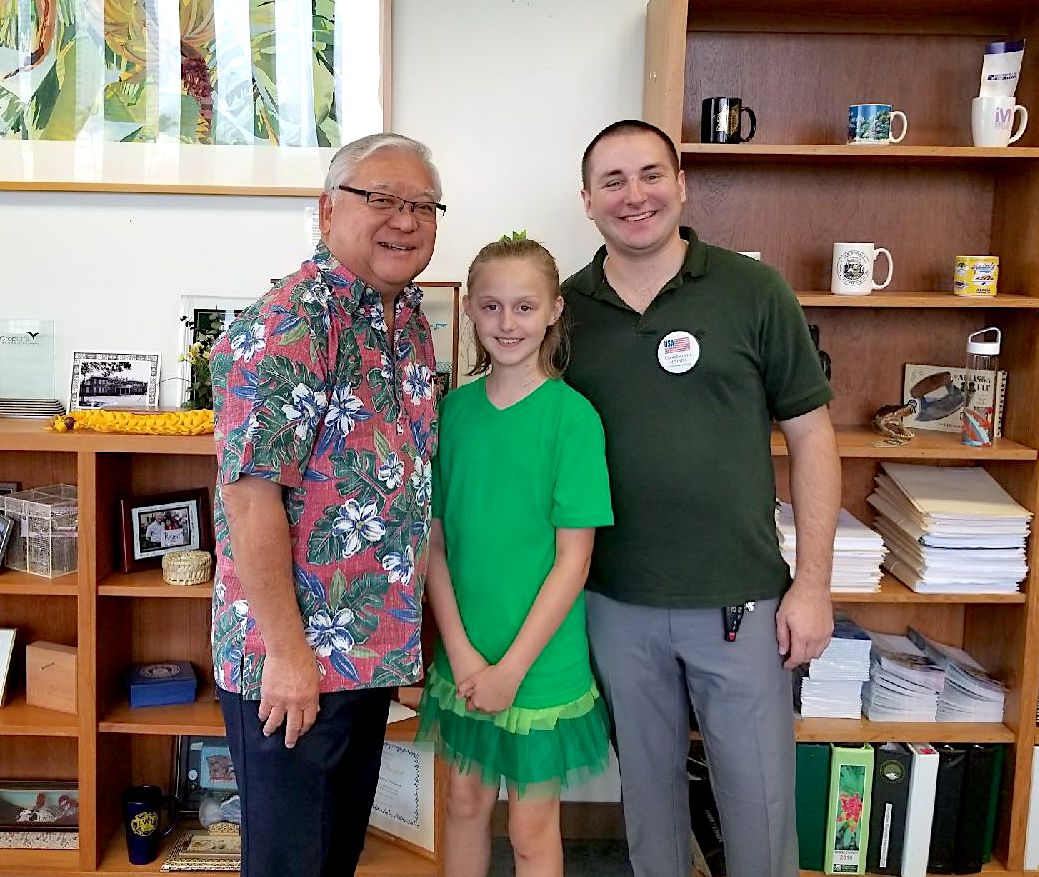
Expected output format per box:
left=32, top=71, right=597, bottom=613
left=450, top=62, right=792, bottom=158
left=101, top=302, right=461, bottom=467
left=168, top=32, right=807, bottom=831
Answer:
left=123, top=784, right=177, bottom=865
left=701, top=97, right=757, bottom=144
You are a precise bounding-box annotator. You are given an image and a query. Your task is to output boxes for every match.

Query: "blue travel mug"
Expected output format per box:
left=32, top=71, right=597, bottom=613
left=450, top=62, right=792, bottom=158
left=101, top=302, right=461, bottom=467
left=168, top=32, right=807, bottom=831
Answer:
left=123, top=784, right=177, bottom=865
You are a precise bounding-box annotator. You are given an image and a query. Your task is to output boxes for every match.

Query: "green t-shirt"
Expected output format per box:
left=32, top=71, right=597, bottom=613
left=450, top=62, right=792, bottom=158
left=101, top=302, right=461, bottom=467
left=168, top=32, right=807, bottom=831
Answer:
left=562, top=228, right=833, bottom=609
left=431, top=377, right=614, bottom=709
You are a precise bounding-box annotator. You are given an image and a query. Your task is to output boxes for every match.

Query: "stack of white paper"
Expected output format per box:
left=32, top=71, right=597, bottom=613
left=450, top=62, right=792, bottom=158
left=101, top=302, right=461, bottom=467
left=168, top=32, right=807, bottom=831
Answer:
left=867, top=463, right=1031, bottom=594
left=908, top=628, right=1006, bottom=723
left=776, top=501, right=886, bottom=593
left=795, top=615, right=872, bottom=718
left=862, top=631, right=944, bottom=722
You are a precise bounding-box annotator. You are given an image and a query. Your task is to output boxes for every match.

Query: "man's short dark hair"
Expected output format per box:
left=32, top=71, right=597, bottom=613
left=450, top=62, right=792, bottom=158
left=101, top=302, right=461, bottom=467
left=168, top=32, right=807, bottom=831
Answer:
left=581, top=119, right=680, bottom=189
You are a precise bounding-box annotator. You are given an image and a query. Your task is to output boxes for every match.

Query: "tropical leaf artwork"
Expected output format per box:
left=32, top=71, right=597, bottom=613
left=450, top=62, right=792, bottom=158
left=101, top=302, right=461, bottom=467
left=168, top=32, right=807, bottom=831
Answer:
left=0, top=0, right=359, bottom=145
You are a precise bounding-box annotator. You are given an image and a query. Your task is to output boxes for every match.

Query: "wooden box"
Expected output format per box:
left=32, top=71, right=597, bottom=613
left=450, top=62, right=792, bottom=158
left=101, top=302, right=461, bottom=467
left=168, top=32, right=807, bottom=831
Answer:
left=25, top=641, right=77, bottom=715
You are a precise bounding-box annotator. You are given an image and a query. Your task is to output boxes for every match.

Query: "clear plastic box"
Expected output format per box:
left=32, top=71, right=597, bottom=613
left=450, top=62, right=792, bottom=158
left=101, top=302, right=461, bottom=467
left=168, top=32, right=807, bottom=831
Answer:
left=1, top=484, right=78, bottom=578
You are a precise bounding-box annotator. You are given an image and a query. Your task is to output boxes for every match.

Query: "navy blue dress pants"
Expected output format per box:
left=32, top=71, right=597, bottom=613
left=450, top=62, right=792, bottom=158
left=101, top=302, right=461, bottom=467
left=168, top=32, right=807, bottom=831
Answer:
left=219, top=686, right=392, bottom=877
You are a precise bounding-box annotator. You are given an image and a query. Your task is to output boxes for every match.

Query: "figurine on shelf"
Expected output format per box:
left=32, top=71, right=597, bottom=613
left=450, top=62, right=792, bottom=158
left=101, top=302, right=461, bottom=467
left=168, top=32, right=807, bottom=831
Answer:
left=872, top=401, right=916, bottom=444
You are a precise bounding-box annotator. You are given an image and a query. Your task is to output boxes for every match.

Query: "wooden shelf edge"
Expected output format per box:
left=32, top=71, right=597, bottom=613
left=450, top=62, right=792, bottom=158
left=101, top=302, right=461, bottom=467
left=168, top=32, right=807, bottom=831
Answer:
left=0, top=570, right=78, bottom=595
left=794, top=718, right=1015, bottom=743
left=0, top=179, right=320, bottom=197
left=772, top=427, right=1037, bottom=460
left=94, top=824, right=432, bottom=875
left=0, top=847, right=80, bottom=873
left=98, top=567, right=212, bottom=599
left=797, top=290, right=1039, bottom=308
left=0, top=693, right=78, bottom=736
left=0, top=421, right=215, bottom=454
left=680, top=143, right=1039, bottom=161
left=832, top=574, right=1026, bottom=604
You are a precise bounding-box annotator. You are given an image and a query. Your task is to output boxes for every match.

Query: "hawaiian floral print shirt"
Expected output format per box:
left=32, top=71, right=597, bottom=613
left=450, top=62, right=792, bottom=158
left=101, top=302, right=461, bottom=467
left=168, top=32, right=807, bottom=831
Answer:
left=210, top=243, right=438, bottom=698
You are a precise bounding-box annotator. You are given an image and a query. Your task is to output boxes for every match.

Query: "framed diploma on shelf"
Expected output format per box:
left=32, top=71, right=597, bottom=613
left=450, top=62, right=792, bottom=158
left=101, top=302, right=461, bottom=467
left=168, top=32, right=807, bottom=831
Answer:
left=367, top=742, right=436, bottom=857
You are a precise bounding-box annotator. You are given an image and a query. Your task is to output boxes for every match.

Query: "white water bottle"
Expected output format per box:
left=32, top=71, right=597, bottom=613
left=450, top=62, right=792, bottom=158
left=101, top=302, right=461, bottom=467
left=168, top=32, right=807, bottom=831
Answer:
left=961, top=327, right=1001, bottom=447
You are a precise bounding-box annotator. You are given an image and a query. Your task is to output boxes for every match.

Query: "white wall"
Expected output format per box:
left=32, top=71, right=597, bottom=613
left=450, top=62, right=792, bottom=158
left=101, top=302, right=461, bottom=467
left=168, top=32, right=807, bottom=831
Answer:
left=0, top=0, right=646, bottom=407
left=0, top=0, right=646, bottom=799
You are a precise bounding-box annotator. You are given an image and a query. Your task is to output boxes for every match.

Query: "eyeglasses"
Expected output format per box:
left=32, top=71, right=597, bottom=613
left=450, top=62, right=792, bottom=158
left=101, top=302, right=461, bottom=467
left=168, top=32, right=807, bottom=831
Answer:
left=338, top=185, right=446, bottom=223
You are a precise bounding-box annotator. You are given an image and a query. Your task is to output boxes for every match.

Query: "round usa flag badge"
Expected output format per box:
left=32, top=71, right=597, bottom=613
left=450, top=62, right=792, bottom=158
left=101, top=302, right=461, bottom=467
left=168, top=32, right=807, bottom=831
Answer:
left=657, top=330, right=699, bottom=374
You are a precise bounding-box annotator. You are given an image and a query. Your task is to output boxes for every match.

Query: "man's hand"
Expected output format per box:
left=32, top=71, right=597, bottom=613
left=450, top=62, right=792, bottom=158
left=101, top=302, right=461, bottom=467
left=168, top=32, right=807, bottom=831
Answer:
left=257, top=647, right=321, bottom=748
left=456, top=663, right=523, bottom=714
left=776, top=583, right=833, bottom=670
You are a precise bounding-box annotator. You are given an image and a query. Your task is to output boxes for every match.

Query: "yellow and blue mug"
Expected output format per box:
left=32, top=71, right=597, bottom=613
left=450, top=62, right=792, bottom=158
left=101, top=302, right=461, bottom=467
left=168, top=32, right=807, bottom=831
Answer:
left=123, top=784, right=178, bottom=865
left=954, top=255, right=999, bottom=297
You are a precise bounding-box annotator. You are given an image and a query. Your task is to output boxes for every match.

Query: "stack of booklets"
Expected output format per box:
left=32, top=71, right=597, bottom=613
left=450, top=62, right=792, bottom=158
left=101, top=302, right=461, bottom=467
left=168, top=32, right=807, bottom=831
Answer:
left=776, top=501, right=886, bottom=593
left=795, top=615, right=872, bottom=719
left=867, top=462, right=1031, bottom=594
left=0, top=398, right=64, bottom=419
left=862, top=632, right=945, bottom=722
left=908, top=628, right=1006, bottom=723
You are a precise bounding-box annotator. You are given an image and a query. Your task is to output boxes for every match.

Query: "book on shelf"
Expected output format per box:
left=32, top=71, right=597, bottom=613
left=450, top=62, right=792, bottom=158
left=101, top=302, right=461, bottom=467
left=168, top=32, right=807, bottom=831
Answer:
left=902, top=362, right=1007, bottom=437
left=796, top=743, right=830, bottom=872
left=927, top=745, right=966, bottom=873
left=953, top=744, right=999, bottom=873
left=866, top=743, right=912, bottom=875
left=862, top=632, right=943, bottom=723
left=902, top=743, right=939, bottom=877
left=907, top=628, right=1006, bottom=723
left=824, top=744, right=874, bottom=874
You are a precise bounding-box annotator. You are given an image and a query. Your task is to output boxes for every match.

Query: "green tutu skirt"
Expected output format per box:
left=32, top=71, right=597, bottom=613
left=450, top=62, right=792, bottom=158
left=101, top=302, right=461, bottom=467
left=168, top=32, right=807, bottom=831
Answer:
left=417, top=663, right=611, bottom=797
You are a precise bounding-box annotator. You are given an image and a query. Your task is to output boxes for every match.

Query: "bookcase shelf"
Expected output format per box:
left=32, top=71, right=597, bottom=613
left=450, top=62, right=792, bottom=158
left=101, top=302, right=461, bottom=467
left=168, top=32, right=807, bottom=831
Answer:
left=98, top=568, right=212, bottom=599
left=832, top=574, right=1027, bottom=605
left=0, top=692, right=78, bottom=737
left=646, top=0, right=1039, bottom=870
left=771, top=427, right=1037, bottom=461
left=796, top=290, right=1039, bottom=308
left=0, top=570, right=78, bottom=595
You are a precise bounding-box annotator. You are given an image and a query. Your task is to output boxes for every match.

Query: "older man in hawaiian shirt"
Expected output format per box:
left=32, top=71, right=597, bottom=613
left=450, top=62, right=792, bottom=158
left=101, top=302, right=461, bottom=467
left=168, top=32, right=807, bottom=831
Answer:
left=210, top=133, right=443, bottom=877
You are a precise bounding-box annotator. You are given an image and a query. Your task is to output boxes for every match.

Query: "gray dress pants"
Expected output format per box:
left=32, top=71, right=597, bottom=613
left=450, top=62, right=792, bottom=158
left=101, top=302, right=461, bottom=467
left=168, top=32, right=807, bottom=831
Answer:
left=586, top=591, right=799, bottom=877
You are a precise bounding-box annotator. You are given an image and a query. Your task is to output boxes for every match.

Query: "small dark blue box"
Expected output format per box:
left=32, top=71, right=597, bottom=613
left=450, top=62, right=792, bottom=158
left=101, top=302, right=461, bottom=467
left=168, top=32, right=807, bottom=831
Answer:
left=129, top=661, right=197, bottom=708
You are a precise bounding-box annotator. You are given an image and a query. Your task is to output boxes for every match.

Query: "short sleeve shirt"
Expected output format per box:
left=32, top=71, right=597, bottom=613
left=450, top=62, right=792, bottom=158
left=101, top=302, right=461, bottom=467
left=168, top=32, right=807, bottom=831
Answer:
left=562, top=228, right=832, bottom=608
left=211, top=243, right=438, bottom=698
left=431, top=378, right=613, bottom=708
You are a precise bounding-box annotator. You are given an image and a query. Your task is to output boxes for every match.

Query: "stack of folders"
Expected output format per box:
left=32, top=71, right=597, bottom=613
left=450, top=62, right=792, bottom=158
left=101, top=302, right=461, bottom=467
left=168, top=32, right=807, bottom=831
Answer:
left=867, top=462, right=1031, bottom=594
left=795, top=615, right=872, bottom=719
left=776, top=501, right=886, bottom=593
left=861, top=632, right=945, bottom=722
left=908, top=628, right=1006, bottom=723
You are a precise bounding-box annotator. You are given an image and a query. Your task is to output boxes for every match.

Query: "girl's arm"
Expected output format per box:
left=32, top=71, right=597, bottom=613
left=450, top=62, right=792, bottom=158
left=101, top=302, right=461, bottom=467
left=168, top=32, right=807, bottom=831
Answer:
left=424, top=518, right=489, bottom=684
left=458, top=527, right=594, bottom=714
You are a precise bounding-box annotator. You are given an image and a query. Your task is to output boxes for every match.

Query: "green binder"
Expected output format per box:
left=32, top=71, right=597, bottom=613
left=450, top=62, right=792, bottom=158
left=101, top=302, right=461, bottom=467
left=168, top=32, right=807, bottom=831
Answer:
left=982, top=744, right=1005, bottom=863
left=824, top=744, right=874, bottom=875
left=796, top=743, right=831, bottom=871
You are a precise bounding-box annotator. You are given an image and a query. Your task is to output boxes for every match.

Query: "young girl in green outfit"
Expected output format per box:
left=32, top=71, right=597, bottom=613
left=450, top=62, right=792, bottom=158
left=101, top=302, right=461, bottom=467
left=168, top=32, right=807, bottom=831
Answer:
left=419, top=237, right=613, bottom=876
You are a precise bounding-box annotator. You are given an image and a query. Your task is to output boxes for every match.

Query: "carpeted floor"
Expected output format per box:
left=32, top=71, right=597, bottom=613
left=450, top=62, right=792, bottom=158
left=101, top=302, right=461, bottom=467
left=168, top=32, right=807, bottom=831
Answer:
left=488, top=838, right=633, bottom=876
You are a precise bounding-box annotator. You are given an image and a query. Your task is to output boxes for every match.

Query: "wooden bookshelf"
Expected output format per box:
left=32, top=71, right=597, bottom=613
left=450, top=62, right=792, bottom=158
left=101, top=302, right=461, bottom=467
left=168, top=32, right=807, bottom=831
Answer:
left=645, top=0, right=1039, bottom=870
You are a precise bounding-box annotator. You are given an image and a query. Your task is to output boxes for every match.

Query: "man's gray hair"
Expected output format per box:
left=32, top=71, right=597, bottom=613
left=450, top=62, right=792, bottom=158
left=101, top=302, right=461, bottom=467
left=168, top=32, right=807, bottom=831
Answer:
left=323, top=133, right=442, bottom=200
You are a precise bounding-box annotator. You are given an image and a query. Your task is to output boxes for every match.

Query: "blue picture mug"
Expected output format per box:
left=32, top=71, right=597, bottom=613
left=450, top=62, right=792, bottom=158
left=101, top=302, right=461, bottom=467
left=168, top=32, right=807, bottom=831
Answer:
left=848, top=103, right=908, bottom=144
left=123, top=784, right=178, bottom=865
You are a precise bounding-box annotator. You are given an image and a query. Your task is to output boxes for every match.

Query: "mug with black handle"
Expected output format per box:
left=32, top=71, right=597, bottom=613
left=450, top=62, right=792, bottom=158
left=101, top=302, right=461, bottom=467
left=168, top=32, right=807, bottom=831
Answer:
left=123, top=784, right=178, bottom=865
left=701, top=97, right=757, bottom=144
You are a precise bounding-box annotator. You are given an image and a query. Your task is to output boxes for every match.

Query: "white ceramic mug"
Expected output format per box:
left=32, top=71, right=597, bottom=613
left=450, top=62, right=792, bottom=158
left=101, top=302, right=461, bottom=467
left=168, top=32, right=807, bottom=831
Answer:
left=831, top=243, right=894, bottom=295
left=972, top=96, right=1028, bottom=147
left=847, top=104, right=908, bottom=144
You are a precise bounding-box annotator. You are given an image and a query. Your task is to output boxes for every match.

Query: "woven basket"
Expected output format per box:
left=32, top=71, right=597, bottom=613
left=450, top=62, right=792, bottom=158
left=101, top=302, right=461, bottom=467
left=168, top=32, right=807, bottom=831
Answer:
left=162, top=549, right=213, bottom=586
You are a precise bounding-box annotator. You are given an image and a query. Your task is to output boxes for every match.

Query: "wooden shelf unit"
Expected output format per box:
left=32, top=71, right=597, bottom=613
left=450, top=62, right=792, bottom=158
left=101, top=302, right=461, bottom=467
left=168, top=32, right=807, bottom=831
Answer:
left=645, top=0, right=1039, bottom=872
left=0, top=422, right=441, bottom=875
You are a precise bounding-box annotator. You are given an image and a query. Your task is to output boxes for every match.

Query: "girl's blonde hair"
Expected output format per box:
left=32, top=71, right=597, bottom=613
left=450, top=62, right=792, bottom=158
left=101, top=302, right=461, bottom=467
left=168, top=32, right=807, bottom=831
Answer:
left=466, top=238, right=569, bottom=379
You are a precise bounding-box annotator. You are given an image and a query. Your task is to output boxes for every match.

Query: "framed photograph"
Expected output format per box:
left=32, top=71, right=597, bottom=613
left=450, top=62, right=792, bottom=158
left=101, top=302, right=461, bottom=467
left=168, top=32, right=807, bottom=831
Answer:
left=416, top=282, right=461, bottom=399
left=0, top=513, right=12, bottom=568
left=0, top=1, right=389, bottom=193
left=119, top=490, right=211, bottom=573
left=173, top=736, right=238, bottom=819
left=69, top=352, right=161, bottom=412
left=162, top=829, right=240, bottom=872
left=0, top=628, right=14, bottom=707
left=177, top=295, right=257, bottom=407
left=0, top=782, right=79, bottom=831
left=0, top=483, right=20, bottom=496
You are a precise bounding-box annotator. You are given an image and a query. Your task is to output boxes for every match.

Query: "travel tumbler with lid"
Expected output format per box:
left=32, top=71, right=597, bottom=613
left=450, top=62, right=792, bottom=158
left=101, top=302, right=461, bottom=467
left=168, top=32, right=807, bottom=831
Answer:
left=961, top=326, right=1001, bottom=447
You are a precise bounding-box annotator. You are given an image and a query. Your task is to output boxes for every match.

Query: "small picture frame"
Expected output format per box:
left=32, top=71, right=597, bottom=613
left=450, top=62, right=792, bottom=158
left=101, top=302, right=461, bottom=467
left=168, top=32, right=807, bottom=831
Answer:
left=0, top=482, right=20, bottom=496
left=0, top=782, right=79, bottom=831
left=172, top=736, right=238, bottom=818
left=0, top=512, right=13, bottom=566
left=119, top=490, right=211, bottom=573
left=69, top=351, right=161, bottom=412
left=416, top=281, right=460, bottom=396
left=0, top=628, right=14, bottom=706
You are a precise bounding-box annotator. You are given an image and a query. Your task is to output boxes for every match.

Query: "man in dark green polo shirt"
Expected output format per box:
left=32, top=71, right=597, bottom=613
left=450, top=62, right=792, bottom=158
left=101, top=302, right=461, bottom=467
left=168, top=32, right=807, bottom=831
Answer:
left=562, top=119, right=841, bottom=877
